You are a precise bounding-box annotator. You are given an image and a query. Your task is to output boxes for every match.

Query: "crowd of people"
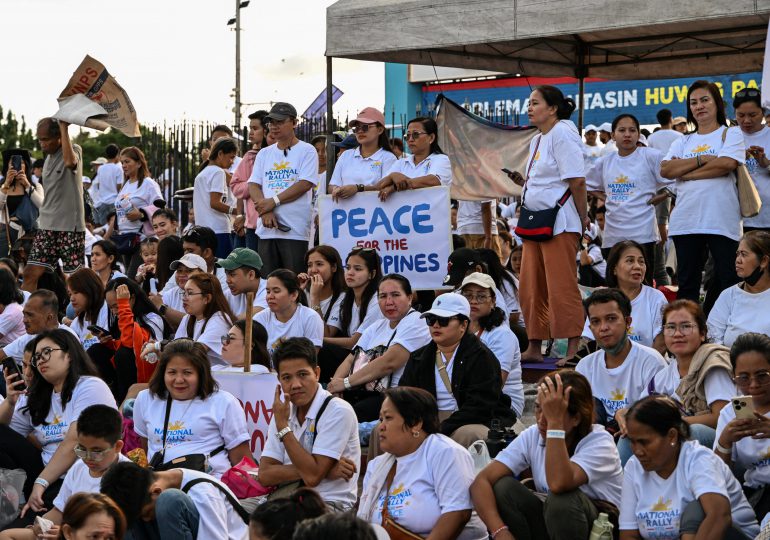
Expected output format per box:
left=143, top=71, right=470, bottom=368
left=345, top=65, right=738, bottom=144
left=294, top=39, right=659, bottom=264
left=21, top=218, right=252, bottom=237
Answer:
left=0, top=78, right=770, bottom=540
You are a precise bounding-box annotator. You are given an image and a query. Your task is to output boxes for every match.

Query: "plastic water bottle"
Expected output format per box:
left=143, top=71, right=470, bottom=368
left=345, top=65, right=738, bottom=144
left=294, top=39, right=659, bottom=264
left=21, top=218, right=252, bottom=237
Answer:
left=589, top=513, right=613, bottom=540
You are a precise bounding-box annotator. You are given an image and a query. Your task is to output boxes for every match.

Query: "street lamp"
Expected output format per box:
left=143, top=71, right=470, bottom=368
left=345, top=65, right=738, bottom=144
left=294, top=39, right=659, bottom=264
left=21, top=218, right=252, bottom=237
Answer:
left=227, top=0, right=250, bottom=129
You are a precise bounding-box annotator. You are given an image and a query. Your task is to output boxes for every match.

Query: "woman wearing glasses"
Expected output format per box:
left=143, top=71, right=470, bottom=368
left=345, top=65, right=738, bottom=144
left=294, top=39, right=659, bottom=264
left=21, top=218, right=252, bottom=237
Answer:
left=329, top=107, right=398, bottom=201
left=734, top=88, right=770, bottom=233
left=173, top=273, right=236, bottom=367
left=399, top=293, right=515, bottom=447
left=220, top=319, right=271, bottom=373
left=708, top=231, right=770, bottom=348
left=460, top=272, right=524, bottom=418
left=328, top=274, right=430, bottom=422
left=643, top=300, right=734, bottom=449
left=132, top=339, right=252, bottom=479
left=374, top=117, right=452, bottom=201
left=0, top=329, right=116, bottom=513
left=660, top=80, right=744, bottom=313
left=714, top=333, right=770, bottom=523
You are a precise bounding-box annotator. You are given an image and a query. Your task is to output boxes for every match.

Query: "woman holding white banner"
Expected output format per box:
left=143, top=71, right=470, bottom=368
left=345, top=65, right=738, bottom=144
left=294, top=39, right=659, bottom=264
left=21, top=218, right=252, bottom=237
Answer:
left=329, top=107, right=398, bottom=201
left=374, top=117, right=452, bottom=201
left=513, top=85, right=588, bottom=364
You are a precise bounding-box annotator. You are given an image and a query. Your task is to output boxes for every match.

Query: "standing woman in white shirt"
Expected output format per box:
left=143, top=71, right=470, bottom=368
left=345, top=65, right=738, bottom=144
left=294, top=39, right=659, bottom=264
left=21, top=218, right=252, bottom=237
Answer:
left=374, top=117, right=452, bottom=201
left=192, top=137, right=244, bottom=259
left=621, top=395, right=758, bottom=540
left=733, top=88, right=770, bottom=233
left=513, top=86, right=588, bottom=363
left=329, top=107, right=398, bottom=201
left=586, top=114, right=667, bottom=283
left=660, top=80, right=744, bottom=314
left=472, top=370, right=623, bottom=540
left=174, top=272, right=236, bottom=368
left=708, top=231, right=770, bottom=347
left=132, top=339, right=252, bottom=478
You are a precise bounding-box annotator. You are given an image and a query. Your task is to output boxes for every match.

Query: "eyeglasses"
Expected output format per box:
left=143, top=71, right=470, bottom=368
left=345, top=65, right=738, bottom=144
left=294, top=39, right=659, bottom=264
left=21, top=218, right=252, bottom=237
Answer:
left=404, top=131, right=427, bottom=141
left=351, top=124, right=378, bottom=134
left=74, top=445, right=113, bottom=462
left=662, top=323, right=697, bottom=336
left=461, top=292, right=491, bottom=303
left=181, top=290, right=205, bottom=298
left=220, top=335, right=243, bottom=346
left=31, top=347, right=63, bottom=368
left=424, top=315, right=458, bottom=327
left=734, top=371, right=770, bottom=388
left=735, top=88, right=761, bottom=98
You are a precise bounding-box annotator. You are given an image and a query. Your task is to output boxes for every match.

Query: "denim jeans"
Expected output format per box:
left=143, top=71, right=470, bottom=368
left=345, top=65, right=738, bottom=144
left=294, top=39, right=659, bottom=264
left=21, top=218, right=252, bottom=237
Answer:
left=127, top=489, right=200, bottom=540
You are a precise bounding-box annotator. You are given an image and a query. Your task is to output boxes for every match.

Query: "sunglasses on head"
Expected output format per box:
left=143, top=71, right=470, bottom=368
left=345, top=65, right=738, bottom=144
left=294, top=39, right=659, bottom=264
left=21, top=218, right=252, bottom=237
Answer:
left=424, top=315, right=458, bottom=327
left=735, top=88, right=760, bottom=98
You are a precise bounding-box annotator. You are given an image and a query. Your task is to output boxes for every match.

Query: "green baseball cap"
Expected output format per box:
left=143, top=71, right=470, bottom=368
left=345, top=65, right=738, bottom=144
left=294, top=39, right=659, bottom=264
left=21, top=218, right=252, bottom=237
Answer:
left=216, top=248, right=263, bottom=271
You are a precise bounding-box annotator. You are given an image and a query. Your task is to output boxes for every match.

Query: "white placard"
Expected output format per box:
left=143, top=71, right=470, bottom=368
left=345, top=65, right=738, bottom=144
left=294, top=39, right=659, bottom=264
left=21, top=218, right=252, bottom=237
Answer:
left=318, top=187, right=452, bottom=290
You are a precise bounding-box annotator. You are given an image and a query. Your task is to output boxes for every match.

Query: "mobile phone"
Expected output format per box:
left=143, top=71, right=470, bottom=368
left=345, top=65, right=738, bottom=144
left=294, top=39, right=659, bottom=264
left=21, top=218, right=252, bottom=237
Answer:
left=732, top=395, right=756, bottom=420
left=501, top=168, right=514, bottom=175
left=276, top=221, right=291, bottom=233
left=2, top=358, right=26, bottom=392
left=87, top=325, right=110, bottom=336
left=10, top=155, right=22, bottom=171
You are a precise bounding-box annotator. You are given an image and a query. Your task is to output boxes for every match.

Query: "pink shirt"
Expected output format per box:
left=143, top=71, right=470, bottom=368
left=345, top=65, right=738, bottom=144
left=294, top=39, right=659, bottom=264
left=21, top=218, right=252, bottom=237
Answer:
left=230, top=149, right=259, bottom=228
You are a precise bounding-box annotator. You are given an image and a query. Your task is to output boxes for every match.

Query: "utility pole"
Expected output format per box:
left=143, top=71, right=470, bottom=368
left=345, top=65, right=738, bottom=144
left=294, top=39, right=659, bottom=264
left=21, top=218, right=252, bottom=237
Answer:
left=235, top=0, right=241, bottom=129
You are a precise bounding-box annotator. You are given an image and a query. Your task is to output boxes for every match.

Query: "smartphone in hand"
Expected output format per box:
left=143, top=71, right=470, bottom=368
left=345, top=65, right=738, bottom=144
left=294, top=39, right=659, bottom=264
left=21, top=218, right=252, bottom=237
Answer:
left=2, top=358, right=26, bottom=392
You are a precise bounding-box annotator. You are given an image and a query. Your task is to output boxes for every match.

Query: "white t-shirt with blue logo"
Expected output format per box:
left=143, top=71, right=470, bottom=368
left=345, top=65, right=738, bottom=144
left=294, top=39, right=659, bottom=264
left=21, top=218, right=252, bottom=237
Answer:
left=715, top=405, right=770, bottom=489
left=329, top=146, right=398, bottom=188
left=69, top=302, right=110, bottom=351
left=9, top=376, right=117, bottom=465
left=582, top=285, right=667, bottom=349
left=740, top=125, right=770, bottom=228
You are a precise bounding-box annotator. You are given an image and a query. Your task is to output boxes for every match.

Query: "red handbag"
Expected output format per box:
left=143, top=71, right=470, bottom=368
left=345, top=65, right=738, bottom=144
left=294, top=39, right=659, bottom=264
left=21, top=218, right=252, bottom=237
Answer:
left=221, top=456, right=275, bottom=499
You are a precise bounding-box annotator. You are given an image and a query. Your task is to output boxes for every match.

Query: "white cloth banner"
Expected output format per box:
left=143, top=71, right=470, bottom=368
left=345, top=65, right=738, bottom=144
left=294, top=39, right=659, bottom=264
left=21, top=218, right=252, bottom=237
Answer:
left=763, top=19, right=770, bottom=110
left=318, top=187, right=452, bottom=289
left=213, top=371, right=278, bottom=460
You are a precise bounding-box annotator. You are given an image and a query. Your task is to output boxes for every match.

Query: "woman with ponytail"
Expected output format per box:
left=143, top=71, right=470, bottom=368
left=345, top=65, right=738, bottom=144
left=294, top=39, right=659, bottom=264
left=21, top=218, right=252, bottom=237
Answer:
left=512, top=86, right=588, bottom=364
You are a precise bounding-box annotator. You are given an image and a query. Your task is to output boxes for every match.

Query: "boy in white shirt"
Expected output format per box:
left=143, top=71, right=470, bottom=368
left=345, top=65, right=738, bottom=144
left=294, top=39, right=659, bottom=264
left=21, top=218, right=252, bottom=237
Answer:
left=216, top=248, right=267, bottom=318
left=259, top=337, right=360, bottom=511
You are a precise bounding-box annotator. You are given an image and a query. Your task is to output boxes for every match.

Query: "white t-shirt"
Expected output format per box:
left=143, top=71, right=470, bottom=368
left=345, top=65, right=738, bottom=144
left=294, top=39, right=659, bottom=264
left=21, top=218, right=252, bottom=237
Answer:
left=576, top=342, right=666, bottom=421
left=133, top=389, right=250, bottom=478
left=174, top=312, right=234, bottom=367
left=69, top=302, right=110, bottom=350
left=435, top=348, right=459, bottom=412
left=0, top=303, right=25, bottom=346
left=742, top=126, right=770, bottom=227
left=179, top=468, right=249, bottom=540
left=495, top=424, right=623, bottom=506
left=619, top=440, right=759, bottom=539
left=356, top=310, right=431, bottom=387
left=583, top=143, right=604, bottom=168
left=643, top=356, right=736, bottom=408
left=162, top=286, right=185, bottom=312
left=253, top=304, right=324, bottom=356
left=577, top=244, right=607, bottom=278
left=328, top=294, right=383, bottom=336
left=53, top=454, right=131, bottom=512
left=478, top=325, right=524, bottom=417
left=585, top=148, right=666, bottom=247
left=193, top=165, right=231, bottom=234
left=9, top=376, right=117, bottom=464
left=708, top=283, right=770, bottom=348
left=646, top=129, right=683, bottom=154
left=224, top=279, right=268, bottom=316
left=329, top=146, right=398, bottom=187
left=663, top=127, right=745, bottom=240
left=1, top=324, right=77, bottom=364
left=499, top=277, right=519, bottom=318
left=456, top=200, right=498, bottom=235
left=262, top=387, right=360, bottom=507
left=385, top=153, right=452, bottom=187
left=715, top=405, right=770, bottom=489
left=361, top=434, right=487, bottom=539
left=248, top=141, right=318, bottom=241
left=161, top=266, right=228, bottom=294
left=522, top=120, right=585, bottom=235
left=93, top=162, right=124, bottom=206
left=317, top=293, right=344, bottom=327
left=114, top=178, right=163, bottom=235
left=582, top=285, right=667, bottom=349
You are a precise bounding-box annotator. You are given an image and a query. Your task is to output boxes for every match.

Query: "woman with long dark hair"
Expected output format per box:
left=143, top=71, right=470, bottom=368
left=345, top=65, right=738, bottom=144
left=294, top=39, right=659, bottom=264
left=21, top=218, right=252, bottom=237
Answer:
left=0, top=329, right=116, bottom=511
left=298, top=245, right=346, bottom=335
left=0, top=150, right=44, bottom=257
left=660, top=80, right=744, bottom=313
left=90, top=239, right=126, bottom=289
left=220, top=319, right=271, bottom=372
left=66, top=268, right=109, bottom=351
left=734, top=88, right=770, bottom=232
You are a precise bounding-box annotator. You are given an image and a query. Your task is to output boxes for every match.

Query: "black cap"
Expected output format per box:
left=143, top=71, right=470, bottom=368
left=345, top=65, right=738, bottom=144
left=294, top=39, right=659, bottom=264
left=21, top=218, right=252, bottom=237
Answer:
left=332, top=134, right=358, bottom=149
left=443, top=248, right=483, bottom=287
left=266, top=102, right=297, bottom=121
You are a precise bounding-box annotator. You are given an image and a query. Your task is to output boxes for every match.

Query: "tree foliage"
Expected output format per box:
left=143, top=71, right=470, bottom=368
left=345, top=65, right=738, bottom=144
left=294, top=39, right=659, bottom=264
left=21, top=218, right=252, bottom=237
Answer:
left=0, top=106, right=36, bottom=157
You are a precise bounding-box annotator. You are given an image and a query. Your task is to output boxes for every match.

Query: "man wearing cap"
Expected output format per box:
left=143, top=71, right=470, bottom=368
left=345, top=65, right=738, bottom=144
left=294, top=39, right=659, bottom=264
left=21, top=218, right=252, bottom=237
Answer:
left=161, top=225, right=228, bottom=294
left=150, top=253, right=208, bottom=330
left=248, top=102, right=318, bottom=275
left=597, top=122, right=617, bottom=156
left=399, top=293, right=515, bottom=447
left=582, top=124, right=603, bottom=167
left=88, top=156, right=107, bottom=203
left=216, top=248, right=268, bottom=318
left=92, top=144, right=123, bottom=226
left=329, top=108, right=398, bottom=202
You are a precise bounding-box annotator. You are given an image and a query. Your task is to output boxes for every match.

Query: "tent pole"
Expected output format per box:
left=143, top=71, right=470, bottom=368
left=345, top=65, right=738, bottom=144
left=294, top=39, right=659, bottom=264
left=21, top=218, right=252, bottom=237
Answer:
left=326, top=56, right=334, bottom=184
left=578, top=76, right=585, bottom=131
left=576, top=41, right=586, bottom=131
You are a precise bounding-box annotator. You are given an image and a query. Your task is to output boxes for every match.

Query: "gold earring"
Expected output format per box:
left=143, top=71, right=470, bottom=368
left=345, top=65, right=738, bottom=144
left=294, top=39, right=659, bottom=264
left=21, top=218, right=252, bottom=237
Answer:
left=412, top=431, right=420, bottom=438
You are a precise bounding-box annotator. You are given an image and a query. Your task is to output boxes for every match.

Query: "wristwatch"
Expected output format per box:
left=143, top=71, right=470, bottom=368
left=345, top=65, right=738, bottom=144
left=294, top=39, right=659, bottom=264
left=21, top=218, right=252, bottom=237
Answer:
left=356, top=184, right=365, bottom=192
left=277, top=426, right=292, bottom=442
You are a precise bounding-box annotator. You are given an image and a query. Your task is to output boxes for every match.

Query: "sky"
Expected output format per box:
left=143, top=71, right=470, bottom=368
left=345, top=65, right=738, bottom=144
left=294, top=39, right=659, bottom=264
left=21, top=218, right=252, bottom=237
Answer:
left=3, top=0, right=385, bottom=128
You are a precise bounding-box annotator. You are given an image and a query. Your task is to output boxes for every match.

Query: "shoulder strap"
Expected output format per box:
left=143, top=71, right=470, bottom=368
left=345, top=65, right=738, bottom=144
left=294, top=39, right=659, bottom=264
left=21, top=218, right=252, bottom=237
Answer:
left=182, top=478, right=250, bottom=524
left=435, top=350, right=454, bottom=399
left=721, top=126, right=728, bottom=143
left=521, top=135, right=542, bottom=206
left=312, top=395, right=335, bottom=444
left=159, top=395, right=173, bottom=459
left=380, top=462, right=398, bottom=523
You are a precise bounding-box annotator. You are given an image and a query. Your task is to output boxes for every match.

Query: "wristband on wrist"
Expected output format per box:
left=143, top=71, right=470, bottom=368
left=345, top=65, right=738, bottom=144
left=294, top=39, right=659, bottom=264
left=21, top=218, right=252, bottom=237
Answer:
left=343, top=377, right=352, bottom=390
left=546, top=429, right=566, bottom=439
left=272, top=195, right=281, bottom=207
left=491, top=525, right=509, bottom=539
left=715, top=441, right=732, bottom=454
left=34, top=477, right=49, bottom=489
